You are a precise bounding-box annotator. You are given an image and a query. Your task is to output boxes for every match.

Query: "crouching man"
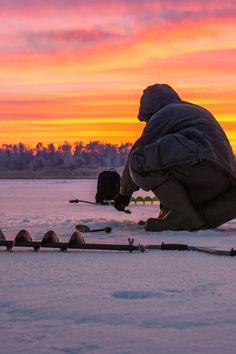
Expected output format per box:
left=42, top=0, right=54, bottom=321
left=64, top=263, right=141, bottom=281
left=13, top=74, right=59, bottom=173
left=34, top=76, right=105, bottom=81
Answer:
left=114, top=84, right=236, bottom=231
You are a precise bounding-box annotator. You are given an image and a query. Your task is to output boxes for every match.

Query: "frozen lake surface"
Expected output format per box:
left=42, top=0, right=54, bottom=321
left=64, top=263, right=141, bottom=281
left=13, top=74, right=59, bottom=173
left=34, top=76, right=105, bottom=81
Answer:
left=1, top=179, right=236, bottom=354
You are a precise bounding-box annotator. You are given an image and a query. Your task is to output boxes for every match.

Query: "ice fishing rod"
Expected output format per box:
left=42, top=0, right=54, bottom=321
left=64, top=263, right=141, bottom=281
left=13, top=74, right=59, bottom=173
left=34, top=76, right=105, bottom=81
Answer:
left=69, top=199, right=132, bottom=214
left=1, top=229, right=236, bottom=257
left=70, top=199, right=113, bottom=205
left=75, top=224, right=112, bottom=233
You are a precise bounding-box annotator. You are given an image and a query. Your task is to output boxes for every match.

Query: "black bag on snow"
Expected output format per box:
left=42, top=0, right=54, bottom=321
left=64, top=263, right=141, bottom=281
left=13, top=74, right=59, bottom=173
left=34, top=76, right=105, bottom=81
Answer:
left=95, top=168, right=121, bottom=203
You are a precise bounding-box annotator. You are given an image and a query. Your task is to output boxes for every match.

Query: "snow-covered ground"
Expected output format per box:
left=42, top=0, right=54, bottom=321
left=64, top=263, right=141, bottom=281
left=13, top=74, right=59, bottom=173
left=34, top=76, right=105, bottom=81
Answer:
left=1, top=179, right=236, bottom=354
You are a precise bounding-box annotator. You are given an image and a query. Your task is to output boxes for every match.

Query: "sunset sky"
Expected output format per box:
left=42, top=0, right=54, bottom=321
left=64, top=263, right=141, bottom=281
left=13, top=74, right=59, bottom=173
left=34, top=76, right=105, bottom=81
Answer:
left=0, top=0, right=235, bottom=149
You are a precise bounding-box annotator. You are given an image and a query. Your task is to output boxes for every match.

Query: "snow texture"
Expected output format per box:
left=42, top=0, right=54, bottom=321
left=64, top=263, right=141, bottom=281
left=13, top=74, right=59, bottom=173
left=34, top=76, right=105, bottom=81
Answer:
left=1, top=179, right=236, bottom=354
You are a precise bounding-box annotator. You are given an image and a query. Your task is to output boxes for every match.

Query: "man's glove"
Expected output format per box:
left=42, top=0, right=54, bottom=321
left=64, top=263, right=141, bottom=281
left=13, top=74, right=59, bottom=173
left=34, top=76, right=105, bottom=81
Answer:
left=114, top=194, right=131, bottom=211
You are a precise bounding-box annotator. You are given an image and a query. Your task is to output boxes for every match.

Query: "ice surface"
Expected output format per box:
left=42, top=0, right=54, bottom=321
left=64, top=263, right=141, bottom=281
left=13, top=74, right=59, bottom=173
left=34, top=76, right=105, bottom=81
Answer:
left=1, top=179, right=236, bottom=354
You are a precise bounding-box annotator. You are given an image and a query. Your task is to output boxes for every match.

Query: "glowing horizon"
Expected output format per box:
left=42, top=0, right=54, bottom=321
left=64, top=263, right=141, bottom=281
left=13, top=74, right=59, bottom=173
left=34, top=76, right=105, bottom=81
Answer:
left=0, top=1, right=235, bottom=149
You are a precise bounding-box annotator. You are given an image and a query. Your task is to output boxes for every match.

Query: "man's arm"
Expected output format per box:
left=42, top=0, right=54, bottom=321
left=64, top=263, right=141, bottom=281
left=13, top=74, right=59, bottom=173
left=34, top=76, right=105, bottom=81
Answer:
left=117, top=106, right=172, bottom=203
left=119, top=137, right=143, bottom=196
left=113, top=139, right=141, bottom=212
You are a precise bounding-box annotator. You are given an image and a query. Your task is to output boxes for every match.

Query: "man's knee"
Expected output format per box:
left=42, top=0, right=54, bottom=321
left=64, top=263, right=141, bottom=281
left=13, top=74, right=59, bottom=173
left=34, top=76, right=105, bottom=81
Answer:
left=129, top=151, right=170, bottom=191
left=129, top=152, right=150, bottom=191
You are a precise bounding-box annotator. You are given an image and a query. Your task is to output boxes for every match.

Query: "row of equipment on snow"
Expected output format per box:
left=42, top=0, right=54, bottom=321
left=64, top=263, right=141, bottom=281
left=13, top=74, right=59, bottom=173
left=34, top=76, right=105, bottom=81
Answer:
left=1, top=228, right=236, bottom=257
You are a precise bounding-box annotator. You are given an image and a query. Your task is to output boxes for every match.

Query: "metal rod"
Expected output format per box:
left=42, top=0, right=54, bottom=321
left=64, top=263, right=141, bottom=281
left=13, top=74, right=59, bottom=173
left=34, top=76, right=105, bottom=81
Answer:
left=0, top=240, right=235, bottom=257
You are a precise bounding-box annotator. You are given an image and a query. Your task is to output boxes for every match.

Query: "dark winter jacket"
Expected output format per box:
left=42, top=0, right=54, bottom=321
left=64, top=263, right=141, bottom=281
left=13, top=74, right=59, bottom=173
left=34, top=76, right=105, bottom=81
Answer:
left=120, top=84, right=236, bottom=196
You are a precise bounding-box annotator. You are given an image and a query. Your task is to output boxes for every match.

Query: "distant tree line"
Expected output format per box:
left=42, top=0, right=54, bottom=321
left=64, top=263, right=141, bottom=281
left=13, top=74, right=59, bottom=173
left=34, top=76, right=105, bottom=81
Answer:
left=0, top=141, right=132, bottom=171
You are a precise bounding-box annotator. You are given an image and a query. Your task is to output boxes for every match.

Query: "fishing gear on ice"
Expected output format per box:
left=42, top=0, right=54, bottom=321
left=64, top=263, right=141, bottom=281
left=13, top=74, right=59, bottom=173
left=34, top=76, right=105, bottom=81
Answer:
left=95, top=168, right=121, bottom=204
left=75, top=224, right=112, bottom=233
left=1, top=228, right=236, bottom=257
left=69, top=198, right=131, bottom=213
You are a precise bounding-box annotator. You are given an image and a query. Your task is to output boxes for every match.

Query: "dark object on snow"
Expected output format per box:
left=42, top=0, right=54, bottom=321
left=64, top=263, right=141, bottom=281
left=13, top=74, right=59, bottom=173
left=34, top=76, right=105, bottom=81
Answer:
left=69, top=197, right=131, bottom=214
left=114, top=194, right=131, bottom=212
left=15, top=229, right=32, bottom=244
left=69, top=198, right=112, bottom=205
left=69, top=231, right=85, bottom=245
left=95, top=168, right=121, bottom=203
left=42, top=230, right=59, bottom=245
left=75, top=224, right=112, bottom=233
left=0, top=229, right=6, bottom=240
left=1, top=235, right=236, bottom=256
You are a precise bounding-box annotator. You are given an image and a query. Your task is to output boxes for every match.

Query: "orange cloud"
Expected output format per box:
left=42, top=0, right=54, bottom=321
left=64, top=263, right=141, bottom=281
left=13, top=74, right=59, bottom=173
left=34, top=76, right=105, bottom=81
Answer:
left=0, top=0, right=235, bottom=150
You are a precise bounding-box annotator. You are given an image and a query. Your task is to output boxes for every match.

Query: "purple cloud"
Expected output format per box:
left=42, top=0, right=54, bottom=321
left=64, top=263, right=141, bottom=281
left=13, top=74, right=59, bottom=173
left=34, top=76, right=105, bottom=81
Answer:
left=28, top=28, right=122, bottom=44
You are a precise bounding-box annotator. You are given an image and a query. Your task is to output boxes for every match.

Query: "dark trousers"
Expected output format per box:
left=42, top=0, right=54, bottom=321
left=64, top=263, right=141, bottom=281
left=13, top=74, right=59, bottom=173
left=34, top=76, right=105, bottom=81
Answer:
left=129, top=154, right=231, bottom=209
left=169, top=162, right=232, bottom=207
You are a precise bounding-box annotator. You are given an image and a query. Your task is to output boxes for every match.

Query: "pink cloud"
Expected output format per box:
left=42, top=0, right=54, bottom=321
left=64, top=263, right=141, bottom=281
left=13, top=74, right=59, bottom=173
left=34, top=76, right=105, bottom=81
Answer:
left=1, top=1, right=235, bottom=27
left=24, top=28, right=123, bottom=51
left=0, top=0, right=235, bottom=60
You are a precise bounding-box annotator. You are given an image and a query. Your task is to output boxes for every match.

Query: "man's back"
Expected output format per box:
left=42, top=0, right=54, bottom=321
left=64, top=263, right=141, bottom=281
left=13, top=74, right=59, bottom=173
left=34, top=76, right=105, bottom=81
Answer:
left=141, top=102, right=236, bottom=178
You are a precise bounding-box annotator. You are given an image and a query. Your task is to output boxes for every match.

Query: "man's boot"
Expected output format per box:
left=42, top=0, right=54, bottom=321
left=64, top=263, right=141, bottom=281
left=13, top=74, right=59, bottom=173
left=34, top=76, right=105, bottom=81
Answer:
left=145, top=178, right=205, bottom=231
